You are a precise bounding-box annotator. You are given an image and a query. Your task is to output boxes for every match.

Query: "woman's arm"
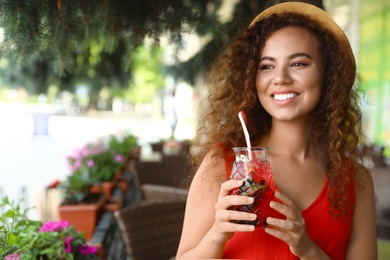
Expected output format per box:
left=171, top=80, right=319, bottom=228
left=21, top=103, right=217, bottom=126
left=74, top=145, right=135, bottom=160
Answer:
left=345, top=164, right=377, bottom=259
left=176, top=152, right=256, bottom=259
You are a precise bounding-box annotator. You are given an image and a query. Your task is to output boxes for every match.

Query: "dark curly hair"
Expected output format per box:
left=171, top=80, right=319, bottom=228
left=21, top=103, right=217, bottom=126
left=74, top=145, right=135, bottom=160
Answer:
left=190, top=13, right=364, bottom=216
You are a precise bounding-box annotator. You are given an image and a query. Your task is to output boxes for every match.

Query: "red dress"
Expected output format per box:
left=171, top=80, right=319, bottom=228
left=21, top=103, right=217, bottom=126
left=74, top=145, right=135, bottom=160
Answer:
left=222, top=152, right=355, bottom=260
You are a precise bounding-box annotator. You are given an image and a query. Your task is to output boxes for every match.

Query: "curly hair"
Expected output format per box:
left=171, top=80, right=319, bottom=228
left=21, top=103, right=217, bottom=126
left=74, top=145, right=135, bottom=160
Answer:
left=190, top=13, right=364, bottom=216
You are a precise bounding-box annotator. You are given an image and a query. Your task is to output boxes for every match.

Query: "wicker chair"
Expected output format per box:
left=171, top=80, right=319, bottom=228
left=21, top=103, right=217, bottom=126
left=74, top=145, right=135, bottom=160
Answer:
left=114, top=199, right=186, bottom=260
left=113, top=159, right=189, bottom=259
left=141, top=184, right=188, bottom=202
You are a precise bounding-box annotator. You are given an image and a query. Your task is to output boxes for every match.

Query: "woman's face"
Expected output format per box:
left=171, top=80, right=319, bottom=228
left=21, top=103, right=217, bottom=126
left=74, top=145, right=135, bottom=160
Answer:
left=256, top=26, right=323, bottom=123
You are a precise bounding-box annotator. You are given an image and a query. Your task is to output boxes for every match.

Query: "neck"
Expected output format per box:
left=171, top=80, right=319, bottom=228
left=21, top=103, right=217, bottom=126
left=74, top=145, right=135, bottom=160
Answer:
left=259, top=119, right=321, bottom=161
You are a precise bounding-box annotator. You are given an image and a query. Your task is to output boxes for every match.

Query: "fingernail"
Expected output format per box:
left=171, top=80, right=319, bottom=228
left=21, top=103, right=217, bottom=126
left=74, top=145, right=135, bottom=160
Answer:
left=247, top=197, right=254, bottom=203
left=250, top=214, right=257, bottom=220
left=248, top=225, right=255, bottom=231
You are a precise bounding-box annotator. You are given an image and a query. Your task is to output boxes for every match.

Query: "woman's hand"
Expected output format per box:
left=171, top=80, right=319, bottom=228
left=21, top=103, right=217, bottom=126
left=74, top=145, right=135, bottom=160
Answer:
left=265, top=192, right=324, bottom=259
left=213, top=179, right=257, bottom=243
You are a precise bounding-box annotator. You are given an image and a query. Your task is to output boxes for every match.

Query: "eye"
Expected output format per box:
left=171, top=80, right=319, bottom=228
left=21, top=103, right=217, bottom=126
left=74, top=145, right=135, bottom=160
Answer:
left=291, top=62, right=307, bottom=67
left=259, top=64, right=274, bottom=70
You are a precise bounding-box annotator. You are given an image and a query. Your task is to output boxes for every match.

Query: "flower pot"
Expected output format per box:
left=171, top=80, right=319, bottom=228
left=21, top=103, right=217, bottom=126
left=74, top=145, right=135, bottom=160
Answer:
left=58, top=192, right=105, bottom=241
left=90, top=181, right=116, bottom=200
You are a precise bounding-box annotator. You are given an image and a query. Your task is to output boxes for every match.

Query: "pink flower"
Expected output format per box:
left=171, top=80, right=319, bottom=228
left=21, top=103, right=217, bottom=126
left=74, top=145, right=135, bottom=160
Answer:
left=115, top=154, right=124, bottom=163
left=39, top=220, right=69, bottom=232
left=64, top=236, right=73, bottom=253
left=4, top=253, right=21, bottom=260
left=80, top=148, right=89, bottom=158
left=86, top=159, right=95, bottom=168
left=78, top=244, right=98, bottom=255
left=72, top=159, right=81, bottom=171
left=59, top=220, right=70, bottom=229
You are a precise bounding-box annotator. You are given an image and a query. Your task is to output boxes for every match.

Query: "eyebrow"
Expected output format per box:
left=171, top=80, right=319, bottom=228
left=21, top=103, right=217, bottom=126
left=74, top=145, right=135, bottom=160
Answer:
left=259, top=53, right=313, bottom=62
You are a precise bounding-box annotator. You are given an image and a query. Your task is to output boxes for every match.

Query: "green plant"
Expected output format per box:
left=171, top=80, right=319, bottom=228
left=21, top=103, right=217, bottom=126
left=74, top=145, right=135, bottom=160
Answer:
left=107, top=133, right=138, bottom=158
left=0, top=197, right=99, bottom=259
left=0, top=197, right=36, bottom=259
left=59, top=169, right=93, bottom=204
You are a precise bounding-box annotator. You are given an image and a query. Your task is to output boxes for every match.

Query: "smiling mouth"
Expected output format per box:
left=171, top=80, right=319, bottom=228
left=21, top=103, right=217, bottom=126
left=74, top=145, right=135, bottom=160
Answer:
left=273, top=93, right=298, bottom=101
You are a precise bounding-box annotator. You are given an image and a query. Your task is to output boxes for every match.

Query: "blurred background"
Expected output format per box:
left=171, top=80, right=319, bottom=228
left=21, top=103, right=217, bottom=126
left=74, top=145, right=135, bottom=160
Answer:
left=0, top=0, right=389, bottom=256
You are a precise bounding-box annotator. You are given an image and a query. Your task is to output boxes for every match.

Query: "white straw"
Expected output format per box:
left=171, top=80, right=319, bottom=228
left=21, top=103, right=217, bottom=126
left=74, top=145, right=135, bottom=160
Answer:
left=238, top=111, right=251, bottom=148
left=238, top=111, right=252, bottom=160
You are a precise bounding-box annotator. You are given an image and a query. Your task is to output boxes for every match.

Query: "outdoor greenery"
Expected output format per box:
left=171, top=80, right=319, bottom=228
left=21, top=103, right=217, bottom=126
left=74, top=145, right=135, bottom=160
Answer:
left=0, top=0, right=323, bottom=107
left=0, top=197, right=99, bottom=259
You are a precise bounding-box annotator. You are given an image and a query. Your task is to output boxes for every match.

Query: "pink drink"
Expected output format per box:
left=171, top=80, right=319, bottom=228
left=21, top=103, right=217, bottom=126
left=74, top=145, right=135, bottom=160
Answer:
left=229, top=147, right=276, bottom=227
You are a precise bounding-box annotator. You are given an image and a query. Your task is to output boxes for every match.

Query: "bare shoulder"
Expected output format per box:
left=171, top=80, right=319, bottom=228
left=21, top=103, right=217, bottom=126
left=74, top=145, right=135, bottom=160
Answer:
left=345, top=161, right=377, bottom=259
left=353, top=161, right=374, bottom=193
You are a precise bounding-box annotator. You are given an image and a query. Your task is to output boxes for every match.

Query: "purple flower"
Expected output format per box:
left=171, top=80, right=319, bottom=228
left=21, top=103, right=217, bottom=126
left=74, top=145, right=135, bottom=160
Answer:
left=115, top=154, right=124, bottom=163
left=78, top=244, right=98, bottom=255
left=64, top=236, right=73, bottom=253
left=39, top=220, right=69, bottom=232
left=86, top=159, right=95, bottom=168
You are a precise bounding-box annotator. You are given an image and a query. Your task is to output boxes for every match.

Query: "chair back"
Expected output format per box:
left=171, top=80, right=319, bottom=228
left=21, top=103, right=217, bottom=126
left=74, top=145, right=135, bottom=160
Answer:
left=114, top=200, right=186, bottom=260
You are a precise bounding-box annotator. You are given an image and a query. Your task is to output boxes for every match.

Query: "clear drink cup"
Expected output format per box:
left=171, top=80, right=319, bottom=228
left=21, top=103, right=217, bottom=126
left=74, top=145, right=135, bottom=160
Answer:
left=229, top=147, right=276, bottom=227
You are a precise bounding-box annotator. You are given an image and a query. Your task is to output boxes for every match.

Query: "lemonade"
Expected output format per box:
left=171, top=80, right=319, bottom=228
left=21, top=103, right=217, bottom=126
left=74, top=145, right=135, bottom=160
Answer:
left=229, top=147, right=276, bottom=227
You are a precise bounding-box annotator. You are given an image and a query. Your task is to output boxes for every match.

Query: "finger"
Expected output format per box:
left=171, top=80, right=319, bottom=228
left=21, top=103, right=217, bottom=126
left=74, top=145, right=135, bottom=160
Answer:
left=264, top=226, right=292, bottom=243
left=215, top=195, right=254, bottom=210
left=270, top=200, right=300, bottom=221
left=216, top=221, right=255, bottom=233
left=275, top=191, right=295, bottom=207
left=216, top=209, right=257, bottom=224
left=266, top=217, right=298, bottom=232
left=219, top=180, right=244, bottom=198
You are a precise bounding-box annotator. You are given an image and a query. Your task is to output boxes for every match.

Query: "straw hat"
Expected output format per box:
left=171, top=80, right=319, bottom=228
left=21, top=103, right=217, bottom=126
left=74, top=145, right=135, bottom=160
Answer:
left=249, top=2, right=356, bottom=87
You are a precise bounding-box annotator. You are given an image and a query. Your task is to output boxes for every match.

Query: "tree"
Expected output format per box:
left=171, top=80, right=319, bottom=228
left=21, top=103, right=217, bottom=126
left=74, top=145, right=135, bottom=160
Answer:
left=0, top=0, right=323, bottom=100
left=0, top=0, right=219, bottom=74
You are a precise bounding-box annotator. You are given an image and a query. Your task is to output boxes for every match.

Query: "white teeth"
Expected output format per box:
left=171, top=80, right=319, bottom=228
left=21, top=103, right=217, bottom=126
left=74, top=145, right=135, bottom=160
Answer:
left=273, top=93, right=297, bottom=101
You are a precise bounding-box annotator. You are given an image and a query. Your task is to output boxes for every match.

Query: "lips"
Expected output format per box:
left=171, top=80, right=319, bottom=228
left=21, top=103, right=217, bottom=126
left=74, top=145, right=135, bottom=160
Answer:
left=273, top=93, right=298, bottom=101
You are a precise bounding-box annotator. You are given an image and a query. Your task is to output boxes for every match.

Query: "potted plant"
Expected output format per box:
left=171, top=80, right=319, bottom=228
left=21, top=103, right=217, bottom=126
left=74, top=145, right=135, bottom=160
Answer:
left=57, top=168, right=105, bottom=241
left=58, top=169, right=92, bottom=205
left=66, top=139, right=127, bottom=197
left=58, top=133, right=138, bottom=239
left=1, top=197, right=100, bottom=260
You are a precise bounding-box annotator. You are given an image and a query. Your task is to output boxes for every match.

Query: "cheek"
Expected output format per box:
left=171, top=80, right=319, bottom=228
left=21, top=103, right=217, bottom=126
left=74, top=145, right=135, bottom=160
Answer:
left=256, top=72, right=271, bottom=92
left=255, top=79, right=269, bottom=108
left=255, top=75, right=267, bottom=95
left=308, top=74, right=323, bottom=102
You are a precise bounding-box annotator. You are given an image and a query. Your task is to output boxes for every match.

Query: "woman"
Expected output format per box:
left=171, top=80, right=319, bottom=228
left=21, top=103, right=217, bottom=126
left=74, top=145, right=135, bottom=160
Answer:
left=176, top=2, right=377, bottom=259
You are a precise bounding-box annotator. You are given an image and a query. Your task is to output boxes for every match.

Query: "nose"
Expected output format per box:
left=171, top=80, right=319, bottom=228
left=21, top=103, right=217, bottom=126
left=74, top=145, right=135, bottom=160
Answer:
left=272, top=66, right=292, bottom=85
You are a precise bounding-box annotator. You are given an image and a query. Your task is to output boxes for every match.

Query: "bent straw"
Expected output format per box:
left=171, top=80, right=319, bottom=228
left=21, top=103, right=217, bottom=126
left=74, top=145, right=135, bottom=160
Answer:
left=238, top=111, right=252, bottom=160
